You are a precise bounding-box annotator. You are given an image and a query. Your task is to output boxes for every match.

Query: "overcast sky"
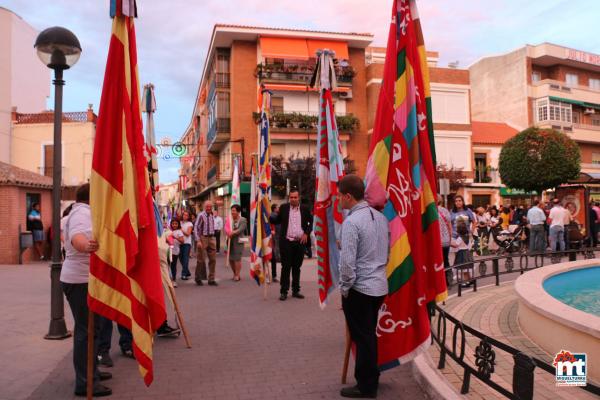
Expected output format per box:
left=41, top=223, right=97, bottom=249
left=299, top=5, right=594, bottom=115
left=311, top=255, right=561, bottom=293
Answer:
left=3, top=0, right=599, bottom=183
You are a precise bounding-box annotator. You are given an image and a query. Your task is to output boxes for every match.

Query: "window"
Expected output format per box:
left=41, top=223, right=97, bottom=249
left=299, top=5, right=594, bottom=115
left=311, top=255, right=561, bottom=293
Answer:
left=566, top=73, right=579, bottom=87
left=548, top=99, right=571, bottom=122
left=271, top=96, right=284, bottom=113
left=590, top=78, right=600, bottom=91
left=572, top=111, right=581, bottom=124
left=474, top=153, right=488, bottom=183
left=593, top=153, right=600, bottom=165
left=43, top=144, right=53, bottom=177
left=536, top=99, right=548, bottom=122
left=532, top=71, right=541, bottom=83
left=472, top=195, right=491, bottom=209
left=592, top=116, right=600, bottom=127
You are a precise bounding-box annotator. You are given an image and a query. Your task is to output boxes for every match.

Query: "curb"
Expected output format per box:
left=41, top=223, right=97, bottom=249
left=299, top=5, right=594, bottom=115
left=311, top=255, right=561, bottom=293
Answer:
left=412, top=353, right=462, bottom=400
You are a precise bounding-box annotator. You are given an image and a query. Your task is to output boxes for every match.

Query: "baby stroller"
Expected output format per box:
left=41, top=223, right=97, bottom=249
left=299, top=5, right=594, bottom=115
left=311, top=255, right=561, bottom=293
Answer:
left=566, top=221, right=585, bottom=249
left=493, top=223, right=526, bottom=255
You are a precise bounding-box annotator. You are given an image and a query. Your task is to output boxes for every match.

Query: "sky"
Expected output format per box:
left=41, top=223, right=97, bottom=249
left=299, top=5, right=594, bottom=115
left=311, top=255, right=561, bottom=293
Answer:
left=3, top=0, right=600, bottom=184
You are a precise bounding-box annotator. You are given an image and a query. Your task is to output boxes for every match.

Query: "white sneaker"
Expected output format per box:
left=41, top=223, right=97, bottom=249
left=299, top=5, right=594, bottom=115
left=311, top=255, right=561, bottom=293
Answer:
left=173, top=281, right=178, bottom=288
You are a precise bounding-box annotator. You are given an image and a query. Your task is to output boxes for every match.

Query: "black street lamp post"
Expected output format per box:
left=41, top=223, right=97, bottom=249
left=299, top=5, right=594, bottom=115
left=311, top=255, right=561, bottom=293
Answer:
left=35, top=27, right=82, bottom=340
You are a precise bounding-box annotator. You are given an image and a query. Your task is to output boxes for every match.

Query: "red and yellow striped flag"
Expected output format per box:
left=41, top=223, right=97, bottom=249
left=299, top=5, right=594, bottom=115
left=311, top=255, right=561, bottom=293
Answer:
left=89, top=3, right=166, bottom=386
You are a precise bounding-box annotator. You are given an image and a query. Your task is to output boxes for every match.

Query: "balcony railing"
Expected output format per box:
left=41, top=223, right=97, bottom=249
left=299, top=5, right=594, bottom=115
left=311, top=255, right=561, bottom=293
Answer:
left=215, top=72, right=230, bottom=88
left=252, top=111, right=359, bottom=132
left=255, top=63, right=355, bottom=86
left=207, top=117, right=231, bottom=147
left=533, top=78, right=600, bottom=93
left=574, top=122, right=600, bottom=131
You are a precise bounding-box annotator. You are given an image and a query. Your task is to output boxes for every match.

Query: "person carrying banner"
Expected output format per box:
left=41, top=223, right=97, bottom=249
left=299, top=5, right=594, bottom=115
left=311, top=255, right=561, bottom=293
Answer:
left=270, top=189, right=311, bottom=301
left=60, top=184, right=112, bottom=397
left=338, top=175, right=389, bottom=399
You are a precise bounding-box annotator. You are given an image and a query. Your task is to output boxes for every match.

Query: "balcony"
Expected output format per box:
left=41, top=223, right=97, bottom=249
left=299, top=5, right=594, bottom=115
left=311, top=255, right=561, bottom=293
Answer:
left=473, top=166, right=499, bottom=185
left=252, top=111, right=359, bottom=133
left=538, top=121, right=600, bottom=143
left=206, top=165, right=233, bottom=186
left=255, top=63, right=354, bottom=87
left=207, top=117, right=231, bottom=153
left=529, top=79, right=600, bottom=104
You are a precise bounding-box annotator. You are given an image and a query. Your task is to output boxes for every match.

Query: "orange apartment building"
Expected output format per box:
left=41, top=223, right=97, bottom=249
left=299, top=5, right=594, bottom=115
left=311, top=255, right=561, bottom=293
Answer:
left=470, top=43, right=600, bottom=179
left=179, top=25, right=374, bottom=211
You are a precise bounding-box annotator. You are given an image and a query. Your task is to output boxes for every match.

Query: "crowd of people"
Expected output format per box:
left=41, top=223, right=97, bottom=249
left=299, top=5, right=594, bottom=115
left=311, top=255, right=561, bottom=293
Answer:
left=437, top=194, right=600, bottom=285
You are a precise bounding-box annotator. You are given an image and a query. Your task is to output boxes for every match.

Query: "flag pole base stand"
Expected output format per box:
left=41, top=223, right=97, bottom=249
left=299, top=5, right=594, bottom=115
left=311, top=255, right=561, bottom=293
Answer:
left=44, top=319, right=72, bottom=340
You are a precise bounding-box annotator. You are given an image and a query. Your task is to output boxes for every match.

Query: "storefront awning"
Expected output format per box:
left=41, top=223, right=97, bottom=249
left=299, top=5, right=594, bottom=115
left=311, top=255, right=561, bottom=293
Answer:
left=550, top=96, right=600, bottom=110
left=260, top=37, right=350, bottom=60
left=499, top=187, right=537, bottom=196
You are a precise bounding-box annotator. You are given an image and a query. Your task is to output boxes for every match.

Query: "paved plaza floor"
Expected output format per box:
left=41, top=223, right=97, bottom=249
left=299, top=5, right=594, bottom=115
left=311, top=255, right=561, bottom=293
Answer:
left=1, top=255, right=428, bottom=400
left=429, top=282, right=599, bottom=400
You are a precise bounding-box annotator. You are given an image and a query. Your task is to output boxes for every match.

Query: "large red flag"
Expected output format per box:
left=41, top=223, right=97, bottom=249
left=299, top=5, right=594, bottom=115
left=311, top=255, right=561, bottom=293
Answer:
left=89, top=1, right=166, bottom=386
left=365, top=0, right=447, bottom=368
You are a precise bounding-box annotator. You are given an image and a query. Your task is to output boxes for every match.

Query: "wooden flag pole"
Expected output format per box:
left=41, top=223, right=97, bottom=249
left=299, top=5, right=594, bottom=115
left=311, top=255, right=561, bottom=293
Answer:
left=167, top=285, right=192, bottom=348
left=86, top=311, right=95, bottom=400
left=225, top=238, right=231, bottom=268
left=341, top=324, right=351, bottom=384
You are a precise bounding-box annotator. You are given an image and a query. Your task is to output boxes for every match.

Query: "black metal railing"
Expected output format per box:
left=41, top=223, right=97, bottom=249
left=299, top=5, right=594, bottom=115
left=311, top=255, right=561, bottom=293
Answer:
left=430, top=248, right=600, bottom=399
left=449, top=247, right=596, bottom=297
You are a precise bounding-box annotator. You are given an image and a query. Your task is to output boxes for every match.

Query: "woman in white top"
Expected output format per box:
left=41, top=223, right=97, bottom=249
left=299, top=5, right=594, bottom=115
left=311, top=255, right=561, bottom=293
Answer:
left=168, top=219, right=185, bottom=282
left=179, top=211, right=194, bottom=280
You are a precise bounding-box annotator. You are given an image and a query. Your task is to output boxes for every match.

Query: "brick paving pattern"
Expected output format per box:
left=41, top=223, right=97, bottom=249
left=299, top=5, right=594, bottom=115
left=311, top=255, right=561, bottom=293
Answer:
left=429, top=282, right=598, bottom=400
left=2, top=256, right=428, bottom=400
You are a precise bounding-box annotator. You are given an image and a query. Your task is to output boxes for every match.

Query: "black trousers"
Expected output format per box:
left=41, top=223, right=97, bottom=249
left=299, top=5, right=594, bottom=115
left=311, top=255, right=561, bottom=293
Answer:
left=215, top=230, right=221, bottom=252
left=271, top=252, right=277, bottom=278
left=442, top=246, right=451, bottom=285
left=342, top=289, right=385, bottom=394
left=98, top=316, right=133, bottom=355
left=279, top=239, right=304, bottom=294
left=62, top=282, right=101, bottom=392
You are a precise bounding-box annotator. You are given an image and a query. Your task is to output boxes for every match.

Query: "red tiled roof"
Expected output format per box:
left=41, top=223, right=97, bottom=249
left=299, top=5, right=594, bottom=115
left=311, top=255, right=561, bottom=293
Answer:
left=471, top=121, right=519, bottom=145
left=0, top=162, right=53, bottom=189
left=214, top=24, right=373, bottom=38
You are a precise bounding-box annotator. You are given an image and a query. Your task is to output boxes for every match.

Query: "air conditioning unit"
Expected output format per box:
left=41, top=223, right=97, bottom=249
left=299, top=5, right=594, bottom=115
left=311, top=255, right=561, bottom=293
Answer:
left=584, top=108, right=596, bottom=115
left=339, top=90, right=353, bottom=99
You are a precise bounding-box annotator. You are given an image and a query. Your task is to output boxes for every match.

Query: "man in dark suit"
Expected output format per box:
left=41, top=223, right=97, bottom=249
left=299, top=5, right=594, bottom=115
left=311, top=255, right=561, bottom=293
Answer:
left=270, top=188, right=312, bottom=301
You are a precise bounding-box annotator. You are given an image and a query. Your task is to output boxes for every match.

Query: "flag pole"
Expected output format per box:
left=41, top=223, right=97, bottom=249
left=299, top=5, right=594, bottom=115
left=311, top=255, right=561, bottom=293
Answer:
left=341, top=324, right=351, bottom=384
left=167, top=285, right=191, bottom=348
left=86, top=311, right=95, bottom=400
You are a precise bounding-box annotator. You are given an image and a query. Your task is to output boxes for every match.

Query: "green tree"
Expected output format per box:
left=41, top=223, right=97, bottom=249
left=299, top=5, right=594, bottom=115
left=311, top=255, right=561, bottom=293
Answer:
left=499, top=127, right=580, bottom=193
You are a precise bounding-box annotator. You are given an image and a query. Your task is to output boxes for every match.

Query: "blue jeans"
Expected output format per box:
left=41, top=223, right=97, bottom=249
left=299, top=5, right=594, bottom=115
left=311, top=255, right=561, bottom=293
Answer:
left=529, top=224, right=546, bottom=253
left=170, top=254, right=179, bottom=281
left=98, top=316, right=133, bottom=354
left=62, top=283, right=100, bottom=392
left=179, top=243, right=191, bottom=278
left=549, top=225, right=565, bottom=251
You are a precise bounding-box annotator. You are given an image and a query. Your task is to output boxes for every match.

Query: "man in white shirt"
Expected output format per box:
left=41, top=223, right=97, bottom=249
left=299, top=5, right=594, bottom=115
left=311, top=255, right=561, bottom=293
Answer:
left=60, top=184, right=112, bottom=397
left=526, top=200, right=547, bottom=253
left=548, top=199, right=571, bottom=251
left=213, top=209, right=224, bottom=254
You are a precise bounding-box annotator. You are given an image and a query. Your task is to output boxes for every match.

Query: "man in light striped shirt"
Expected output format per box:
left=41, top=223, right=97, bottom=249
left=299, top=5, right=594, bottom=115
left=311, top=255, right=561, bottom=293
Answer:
left=338, top=174, right=389, bottom=399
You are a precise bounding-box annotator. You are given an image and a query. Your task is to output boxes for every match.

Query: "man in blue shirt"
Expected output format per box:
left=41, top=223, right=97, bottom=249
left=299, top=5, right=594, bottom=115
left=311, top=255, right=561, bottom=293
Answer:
left=28, top=203, right=45, bottom=260
left=338, top=174, right=389, bottom=399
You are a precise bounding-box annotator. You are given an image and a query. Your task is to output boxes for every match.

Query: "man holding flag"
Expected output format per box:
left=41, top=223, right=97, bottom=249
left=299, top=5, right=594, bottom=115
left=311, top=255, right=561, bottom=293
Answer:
left=338, top=175, right=389, bottom=399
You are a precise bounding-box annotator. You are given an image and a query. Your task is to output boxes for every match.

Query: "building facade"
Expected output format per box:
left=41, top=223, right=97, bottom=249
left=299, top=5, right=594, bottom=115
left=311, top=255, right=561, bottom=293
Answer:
left=0, top=161, right=53, bottom=264
left=180, top=25, right=374, bottom=211
left=0, top=7, right=50, bottom=164
left=10, top=105, right=97, bottom=192
left=470, top=43, right=600, bottom=175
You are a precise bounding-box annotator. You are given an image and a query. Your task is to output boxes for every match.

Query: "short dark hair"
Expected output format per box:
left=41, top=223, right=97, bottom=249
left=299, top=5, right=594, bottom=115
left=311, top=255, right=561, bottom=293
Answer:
left=76, top=183, right=90, bottom=203
left=271, top=204, right=278, bottom=212
left=32, top=202, right=40, bottom=209
left=289, top=187, right=300, bottom=195
left=231, top=204, right=242, bottom=212
left=533, top=199, right=539, bottom=206
left=338, top=174, right=364, bottom=201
